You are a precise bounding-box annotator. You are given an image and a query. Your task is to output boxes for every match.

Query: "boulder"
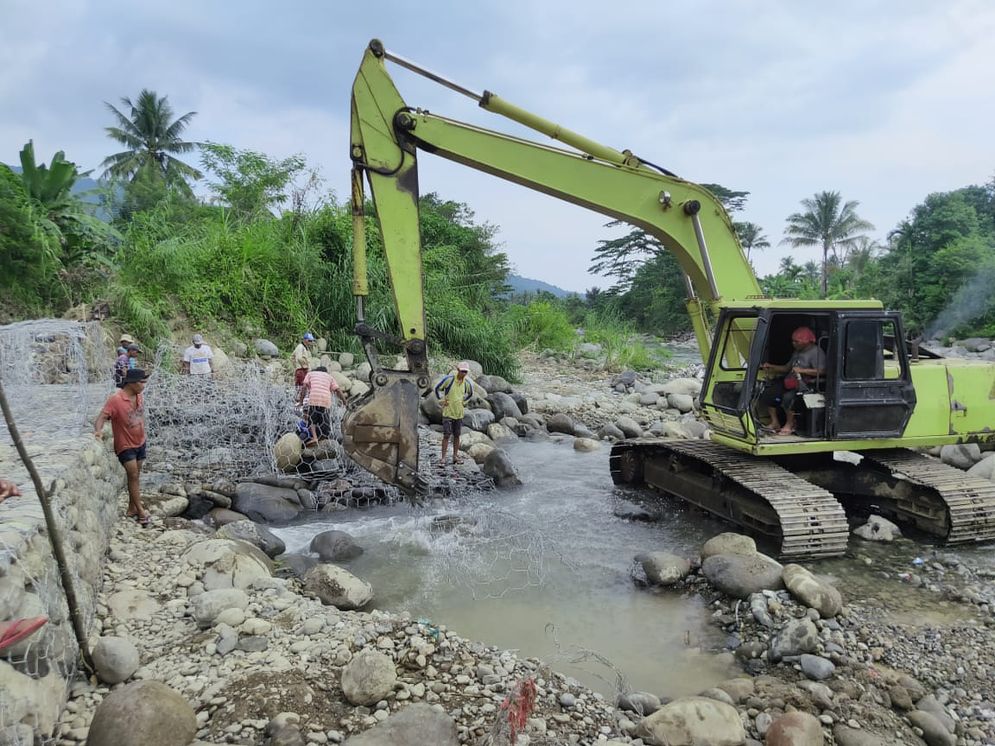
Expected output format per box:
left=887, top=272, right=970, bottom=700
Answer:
left=915, top=695, right=956, bottom=734
left=799, top=654, right=835, bottom=681
left=338, top=352, right=355, bottom=367
left=639, top=392, right=660, bottom=406
left=331, top=370, right=352, bottom=392
left=467, top=443, right=496, bottom=464
left=615, top=416, right=643, bottom=438
left=765, top=711, right=825, bottom=746
left=92, top=636, right=140, bottom=685
left=782, top=564, right=843, bottom=617
left=702, top=552, right=783, bottom=598
left=274, top=432, right=304, bottom=472
left=216, top=520, right=286, bottom=558
left=204, top=507, right=250, bottom=528
left=342, top=703, right=459, bottom=745
left=940, top=443, right=981, bottom=470
left=960, top=337, right=992, bottom=353
left=477, top=374, right=512, bottom=394
left=487, top=392, right=523, bottom=420
left=190, top=588, right=250, bottom=628
left=769, top=618, right=819, bottom=661
left=852, top=514, right=901, bottom=542
left=833, top=725, right=890, bottom=746
left=634, top=696, right=746, bottom=746
left=421, top=393, right=443, bottom=424
left=182, top=538, right=273, bottom=591
left=310, top=530, right=364, bottom=562
left=546, top=413, right=575, bottom=435
left=146, top=494, right=188, bottom=518
left=636, top=552, right=691, bottom=586
left=456, top=430, right=493, bottom=451
left=486, top=423, right=517, bottom=442
left=355, top=361, right=372, bottom=381
left=966, top=453, right=995, bottom=480
left=907, top=711, right=956, bottom=746
left=661, top=377, right=701, bottom=397
left=88, top=681, right=197, bottom=746
left=462, top=408, right=495, bottom=432
left=617, top=690, right=662, bottom=716
left=254, top=338, right=279, bottom=357
left=351, top=380, right=370, bottom=397
left=667, top=393, right=695, bottom=413
left=231, top=341, right=248, bottom=357
left=233, top=482, right=302, bottom=523
left=573, top=437, right=601, bottom=452
left=303, top=565, right=374, bottom=610
left=280, top=553, right=318, bottom=578
left=340, top=649, right=397, bottom=706
left=482, top=448, right=522, bottom=488
left=598, top=423, right=626, bottom=441
left=702, top=532, right=756, bottom=558
left=510, top=391, right=529, bottom=415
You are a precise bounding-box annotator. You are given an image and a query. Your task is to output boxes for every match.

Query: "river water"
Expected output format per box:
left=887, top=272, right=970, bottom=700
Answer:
left=274, top=440, right=738, bottom=698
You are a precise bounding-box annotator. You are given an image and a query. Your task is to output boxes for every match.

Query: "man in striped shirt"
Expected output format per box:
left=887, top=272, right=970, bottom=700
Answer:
left=298, top=366, right=347, bottom=445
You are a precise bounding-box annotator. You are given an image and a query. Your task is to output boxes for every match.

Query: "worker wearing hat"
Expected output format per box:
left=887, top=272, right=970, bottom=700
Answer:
left=292, top=332, right=316, bottom=389
left=182, top=333, right=214, bottom=376
left=434, top=361, right=475, bottom=467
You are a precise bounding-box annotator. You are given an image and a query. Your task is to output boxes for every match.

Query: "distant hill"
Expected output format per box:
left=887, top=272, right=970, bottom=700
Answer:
left=505, top=273, right=575, bottom=298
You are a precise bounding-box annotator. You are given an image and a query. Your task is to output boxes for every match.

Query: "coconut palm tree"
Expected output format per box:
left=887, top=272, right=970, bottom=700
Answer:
left=735, top=221, right=770, bottom=262
left=101, top=89, right=202, bottom=189
left=782, top=191, right=874, bottom=296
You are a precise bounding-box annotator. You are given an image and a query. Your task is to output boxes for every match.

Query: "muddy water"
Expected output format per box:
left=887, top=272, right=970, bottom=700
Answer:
left=275, top=440, right=736, bottom=698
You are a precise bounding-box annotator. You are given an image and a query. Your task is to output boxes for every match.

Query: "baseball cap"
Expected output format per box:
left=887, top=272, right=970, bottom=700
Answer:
left=303, top=332, right=315, bottom=341
left=192, top=334, right=204, bottom=344
left=127, top=344, right=141, bottom=352
left=457, top=361, right=470, bottom=372
left=123, top=368, right=149, bottom=384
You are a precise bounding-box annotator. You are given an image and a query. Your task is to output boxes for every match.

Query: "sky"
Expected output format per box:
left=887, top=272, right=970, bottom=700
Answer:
left=2, top=0, right=994, bottom=293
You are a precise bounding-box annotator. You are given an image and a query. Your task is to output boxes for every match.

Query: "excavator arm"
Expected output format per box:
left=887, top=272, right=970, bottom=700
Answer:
left=342, top=39, right=761, bottom=491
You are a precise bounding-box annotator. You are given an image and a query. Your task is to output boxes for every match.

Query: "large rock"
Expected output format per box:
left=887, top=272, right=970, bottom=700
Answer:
left=303, top=565, right=374, bottom=610
left=510, top=391, right=529, bottom=415
left=107, top=589, right=161, bottom=621
left=216, top=520, right=286, bottom=558
left=340, top=649, right=397, bottom=706
left=204, top=507, right=250, bottom=528
left=482, top=448, right=522, bottom=488
left=765, top=711, right=825, bottom=745
left=661, top=378, right=701, bottom=397
left=355, top=361, right=372, bottom=381
left=546, top=413, right=575, bottom=435
left=573, top=437, right=601, bottom=452
left=636, top=552, right=691, bottom=586
left=486, top=423, right=517, bottom=442
left=598, top=423, right=626, bottom=441
left=966, top=453, right=995, bottom=480
left=939, top=443, right=981, bottom=470
left=0, top=661, right=64, bottom=737
left=832, top=725, right=890, bottom=746
left=190, top=588, right=250, bottom=628
left=702, top=532, right=757, bottom=558
left=343, top=703, right=458, bottom=745
left=182, top=538, right=273, bottom=590
left=615, top=416, right=643, bottom=438
left=702, top=552, right=783, bottom=598
left=477, top=374, right=511, bottom=394
left=92, top=636, right=140, bottom=685
left=852, top=514, right=901, bottom=542
left=666, top=393, right=695, bottom=413
left=254, top=338, right=279, bottom=357
left=421, top=393, right=443, bottom=424
left=233, top=482, right=302, bottom=523
left=88, top=681, right=196, bottom=746
left=907, top=711, right=956, bottom=746
left=800, top=654, right=835, bottom=681
left=462, top=408, right=495, bottom=432
left=617, top=691, right=662, bottom=716
left=782, top=564, right=843, bottom=617
left=467, top=443, right=496, bottom=464
left=338, top=352, right=355, bottom=368
left=634, top=696, right=746, bottom=746
left=310, top=530, right=364, bottom=562
left=487, top=392, right=523, bottom=420
left=769, top=618, right=819, bottom=661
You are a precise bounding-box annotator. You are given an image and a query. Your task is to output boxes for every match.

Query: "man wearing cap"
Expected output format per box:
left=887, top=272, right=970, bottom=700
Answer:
left=434, top=362, right=475, bottom=466
left=182, top=334, right=214, bottom=376
left=94, top=368, right=151, bottom=526
left=292, top=333, right=315, bottom=389
left=125, top=344, right=141, bottom=372
left=760, top=326, right=825, bottom=436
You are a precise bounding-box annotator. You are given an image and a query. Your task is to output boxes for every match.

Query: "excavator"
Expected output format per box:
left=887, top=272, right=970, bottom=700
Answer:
left=341, top=39, right=995, bottom=559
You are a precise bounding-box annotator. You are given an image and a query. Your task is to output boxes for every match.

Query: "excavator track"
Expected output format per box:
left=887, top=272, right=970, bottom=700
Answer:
left=611, top=439, right=849, bottom=559
left=860, top=449, right=995, bottom=545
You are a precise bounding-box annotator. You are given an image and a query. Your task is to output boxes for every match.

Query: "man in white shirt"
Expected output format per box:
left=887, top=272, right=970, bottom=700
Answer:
left=182, top=334, right=214, bottom=376
left=292, top=332, right=315, bottom=389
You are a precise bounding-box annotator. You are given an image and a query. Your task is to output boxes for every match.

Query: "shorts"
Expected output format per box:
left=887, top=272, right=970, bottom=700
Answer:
left=442, top=417, right=463, bottom=438
left=117, top=442, right=147, bottom=464
left=294, top=368, right=308, bottom=387
left=306, top=406, right=332, bottom=440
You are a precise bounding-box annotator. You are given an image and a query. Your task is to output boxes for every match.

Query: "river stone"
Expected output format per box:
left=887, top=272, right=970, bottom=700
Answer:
left=303, top=565, right=374, bottom=610
left=852, top=514, right=901, bottom=542
left=216, top=520, right=286, bottom=558
left=510, top=391, right=529, bottom=415
left=614, top=416, right=643, bottom=438
left=190, top=588, right=250, bottom=628
left=280, top=553, right=318, bottom=578
left=477, top=374, right=512, bottom=394
left=182, top=538, right=273, bottom=590
left=467, top=443, right=496, bottom=464
left=343, top=703, right=457, bottom=745
left=939, top=443, right=981, bottom=469
left=799, top=653, right=835, bottom=681
left=107, top=590, right=161, bottom=621
left=915, top=695, right=956, bottom=733
left=702, top=532, right=757, bottom=558
left=908, top=711, right=956, bottom=746
left=832, top=725, right=890, bottom=746
left=254, top=338, right=279, bottom=357
left=92, top=636, right=140, bottom=685
left=204, top=507, right=250, bottom=528
left=340, top=648, right=397, bottom=706
left=617, top=690, right=661, bottom=716
left=483, top=448, right=522, bottom=487
left=639, top=392, right=660, bottom=406
left=636, top=552, right=691, bottom=586
left=355, top=361, right=372, bottom=380
left=546, top=413, right=575, bottom=435
left=715, top=677, right=755, bottom=703
left=966, top=453, right=995, bottom=480
left=486, top=423, right=517, bottom=442
left=634, top=696, right=746, bottom=746
left=702, top=552, right=783, bottom=598
left=233, top=482, right=301, bottom=523
left=667, top=393, right=695, bottom=413
left=769, top=618, right=819, bottom=661
left=338, top=352, right=355, bottom=367
left=88, top=681, right=196, bottom=746
left=783, top=564, right=843, bottom=617
left=573, top=437, right=601, bottom=452
left=231, top=341, right=248, bottom=357
left=420, top=394, right=443, bottom=424
left=310, top=530, right=363, bottom=561
left=488, top=392, right=523, bottom=420
left=598, top=423, right=626, bottom=441
left=766, top=711, right=825, bottom=746
left=146, top=494, right=188, bottom=518
left=462, top=408, right=495, bottom=432
left=661, top=377, right=701, bottom=397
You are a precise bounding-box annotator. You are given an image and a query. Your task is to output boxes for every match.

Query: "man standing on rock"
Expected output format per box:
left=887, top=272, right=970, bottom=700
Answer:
left=292, top=332, right=315, bottom=390
left=297, top=365, right=347, bottom=445
left=94, top=368, right=151, bottom=527
left=181, top=333, right=214, bottom=377
left=435, top=361, right=474, bottom=467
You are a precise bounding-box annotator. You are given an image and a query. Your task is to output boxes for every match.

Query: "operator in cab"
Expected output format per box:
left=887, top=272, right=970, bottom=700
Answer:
left=759, top=326, right=826, bottom=436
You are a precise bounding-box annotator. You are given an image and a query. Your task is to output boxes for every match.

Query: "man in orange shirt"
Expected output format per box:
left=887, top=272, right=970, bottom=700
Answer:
left=94, top=368, right=151, bottom=526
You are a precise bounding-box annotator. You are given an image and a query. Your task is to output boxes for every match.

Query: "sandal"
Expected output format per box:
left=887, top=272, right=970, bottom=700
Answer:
left=0, top=616, right=48, bottom=652
left=138, top=513, right=151, bottom=527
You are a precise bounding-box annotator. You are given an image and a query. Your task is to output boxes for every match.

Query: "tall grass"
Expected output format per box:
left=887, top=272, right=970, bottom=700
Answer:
left=504, top=300, right=576, bottom=352
left=581, top=308, right=668, bottom=371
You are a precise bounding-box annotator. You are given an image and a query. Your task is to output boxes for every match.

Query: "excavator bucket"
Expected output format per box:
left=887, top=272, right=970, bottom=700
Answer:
left=341, top=373, right=423, bottom=494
